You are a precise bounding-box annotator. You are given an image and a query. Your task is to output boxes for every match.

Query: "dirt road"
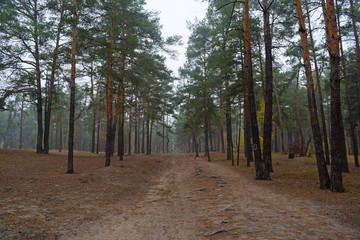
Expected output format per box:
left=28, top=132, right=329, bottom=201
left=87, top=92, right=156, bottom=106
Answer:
left=72, top=154, right=360, bottom=240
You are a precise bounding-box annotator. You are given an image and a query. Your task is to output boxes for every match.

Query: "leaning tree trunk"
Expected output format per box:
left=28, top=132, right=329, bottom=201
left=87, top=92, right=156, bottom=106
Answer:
left=326, top=0, right=345, bottom=192
left=294, top=0, right=330, bottom=189
left=306, top=0, right=330, bottom=165
left=67, top=0, right=78, bottom=174
left=243, top=0, right=269, bottom=179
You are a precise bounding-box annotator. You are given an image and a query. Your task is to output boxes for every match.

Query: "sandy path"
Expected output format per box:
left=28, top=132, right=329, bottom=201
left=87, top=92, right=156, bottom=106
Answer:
left=76, top=155, right=360, bottom=240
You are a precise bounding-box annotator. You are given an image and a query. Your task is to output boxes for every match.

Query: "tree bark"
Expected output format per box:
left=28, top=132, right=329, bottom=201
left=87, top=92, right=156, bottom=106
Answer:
left=244, top=0, right=269, bottom=179
left=203, top=94, right=211, bottom=162
left=306, top=0, right=330, bottom=165
left=273, top=78, right=284, bottom=153
left=261, top=0, right=274, bottom=172
left=219, top=89, right=225, bottom=153
left=295, top=67, right=305, bottom=155
left=294, top=0, right=330, bottom=189
left=134, top=96, right=138, bottom=154
left=34, top=0, right=43, bottom=154
left=67, top=0, right=78, bottom=174
left=105, top=0, right=115, bottom=167
left=19, top=94, right=24, bottom=149
left=337, top=0, right=359, bottom=167
left=128, top=93, right=133, bottom=155
left=326, top=0, right=345, bottom=192
left=44, top=1, right=65, bottom=154
left=90, top=63, right=98, bottom=153
left=349, top=0, right=360, bottom=88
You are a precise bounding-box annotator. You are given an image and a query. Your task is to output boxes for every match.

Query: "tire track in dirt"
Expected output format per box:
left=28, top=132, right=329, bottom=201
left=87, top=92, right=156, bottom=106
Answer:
left=75, top=155, right=360, bottom=240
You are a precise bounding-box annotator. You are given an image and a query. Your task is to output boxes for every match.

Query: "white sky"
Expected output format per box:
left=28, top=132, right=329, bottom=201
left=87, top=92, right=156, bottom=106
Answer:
left=145, top=0, right=208, bottom=77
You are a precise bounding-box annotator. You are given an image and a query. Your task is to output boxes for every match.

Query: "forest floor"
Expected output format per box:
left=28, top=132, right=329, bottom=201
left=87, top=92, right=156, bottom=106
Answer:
left=0, top=149, right=360, bottom=239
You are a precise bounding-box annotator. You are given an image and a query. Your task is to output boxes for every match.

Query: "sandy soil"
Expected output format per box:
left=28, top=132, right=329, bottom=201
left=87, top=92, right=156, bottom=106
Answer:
left=1, top=150, right=359, bottom=239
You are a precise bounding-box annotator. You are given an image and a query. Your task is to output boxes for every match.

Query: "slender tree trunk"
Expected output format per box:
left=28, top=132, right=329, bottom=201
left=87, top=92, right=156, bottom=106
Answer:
left=209, top=120, right=214, bottom=152
left=67, top=0, right=78, bottom=174
left=237, top=97, right=242, bottom=166
left=261, top=0, right=274, bottom=172
left=128, top=93, right=133, bottom=155
left=19, top=95, right=25, bottom=149
left=142, top=108, right=145, bottom=154
left=273, top=78, right=284, bottom=153
left=244, top=0, right=269, bottom=179
left=295, top=67, right=305, bottom=155
left=34, top=1, right=43, bottom=154
left=219, top=90, right=225, bottom=153
left=257, top=35, right=266, bottom=98
left=105, top=1, right=115, bottom=167
left=204, top=94, right=211, bottom=162
left=326, top=0, right=345, bottom=192
left=44, top=1, right=65, bottom=154
left=96, top=115, right=100, bottom=154
left=306, top=0, right=331, bottom=165
left=166, top=115, right=169, bottom=153
left=90, top=63, right=98, bottom=153
left=58, top=88, right=63, bottom=153
left=134, top=96, right=138, bottom=154
left=349, top=0, right=360, bottom=88
left=294, top=0, right=330, bottom=189
left=225, top=77, right=233, bottom=162
left=244, top=85, right=253, bottom=167
left=337, top=1, right=359, bottom=167
left=149, top=120, right=153, bottom=155
left=146, top=102, right=150, bottom=155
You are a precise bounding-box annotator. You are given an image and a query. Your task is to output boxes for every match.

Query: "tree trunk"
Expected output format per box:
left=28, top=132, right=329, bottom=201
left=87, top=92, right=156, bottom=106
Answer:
left=294, top=0, right=330, bottom=189
left=244, top=0, right=269, bottom=179
left=96, top=115, right=100, bottom=154
left=262, top=0, right=274, bottom=172
left=128, top=93, right=133, bottom=155
left=306, top=0, right=330, bottom=165
left=326, top=0, right=345, bottom=192
left=237, top=97, right=242, bottom=166
left=257, top=35, right=265, bottom=98
left=134, top=96, right=138, bottom=154
left=295, top=67, right=305, bottom=155
left=273, top=78, right=284, bottom=153
left=219, top=90, right=225, bottom=153
left=203, top=94, right=211, bottom=162
left=90, top=63, right=98, bottom=153
left=146, top=102, right=150, bottom=155
left=225, top=77, right=233, bottom=162
left=44, top=1, right=65, bottom=154
left=34, top=1, right=43, bottom=154
left=67, top=0, right=78, bottom=174
left=105, top=0, right=115, bottom=166
left=142, top=108, right=145, bottom=154
left=19, top=95, right=24, bottom=149
left=349, top=0, right=360, bottom=88
left=337, top=1, right=359, bottom=167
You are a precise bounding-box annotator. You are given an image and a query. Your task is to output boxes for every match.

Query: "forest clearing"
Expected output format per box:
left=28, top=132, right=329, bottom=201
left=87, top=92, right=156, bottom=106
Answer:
left=0, top=149, right=359, bottom=239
